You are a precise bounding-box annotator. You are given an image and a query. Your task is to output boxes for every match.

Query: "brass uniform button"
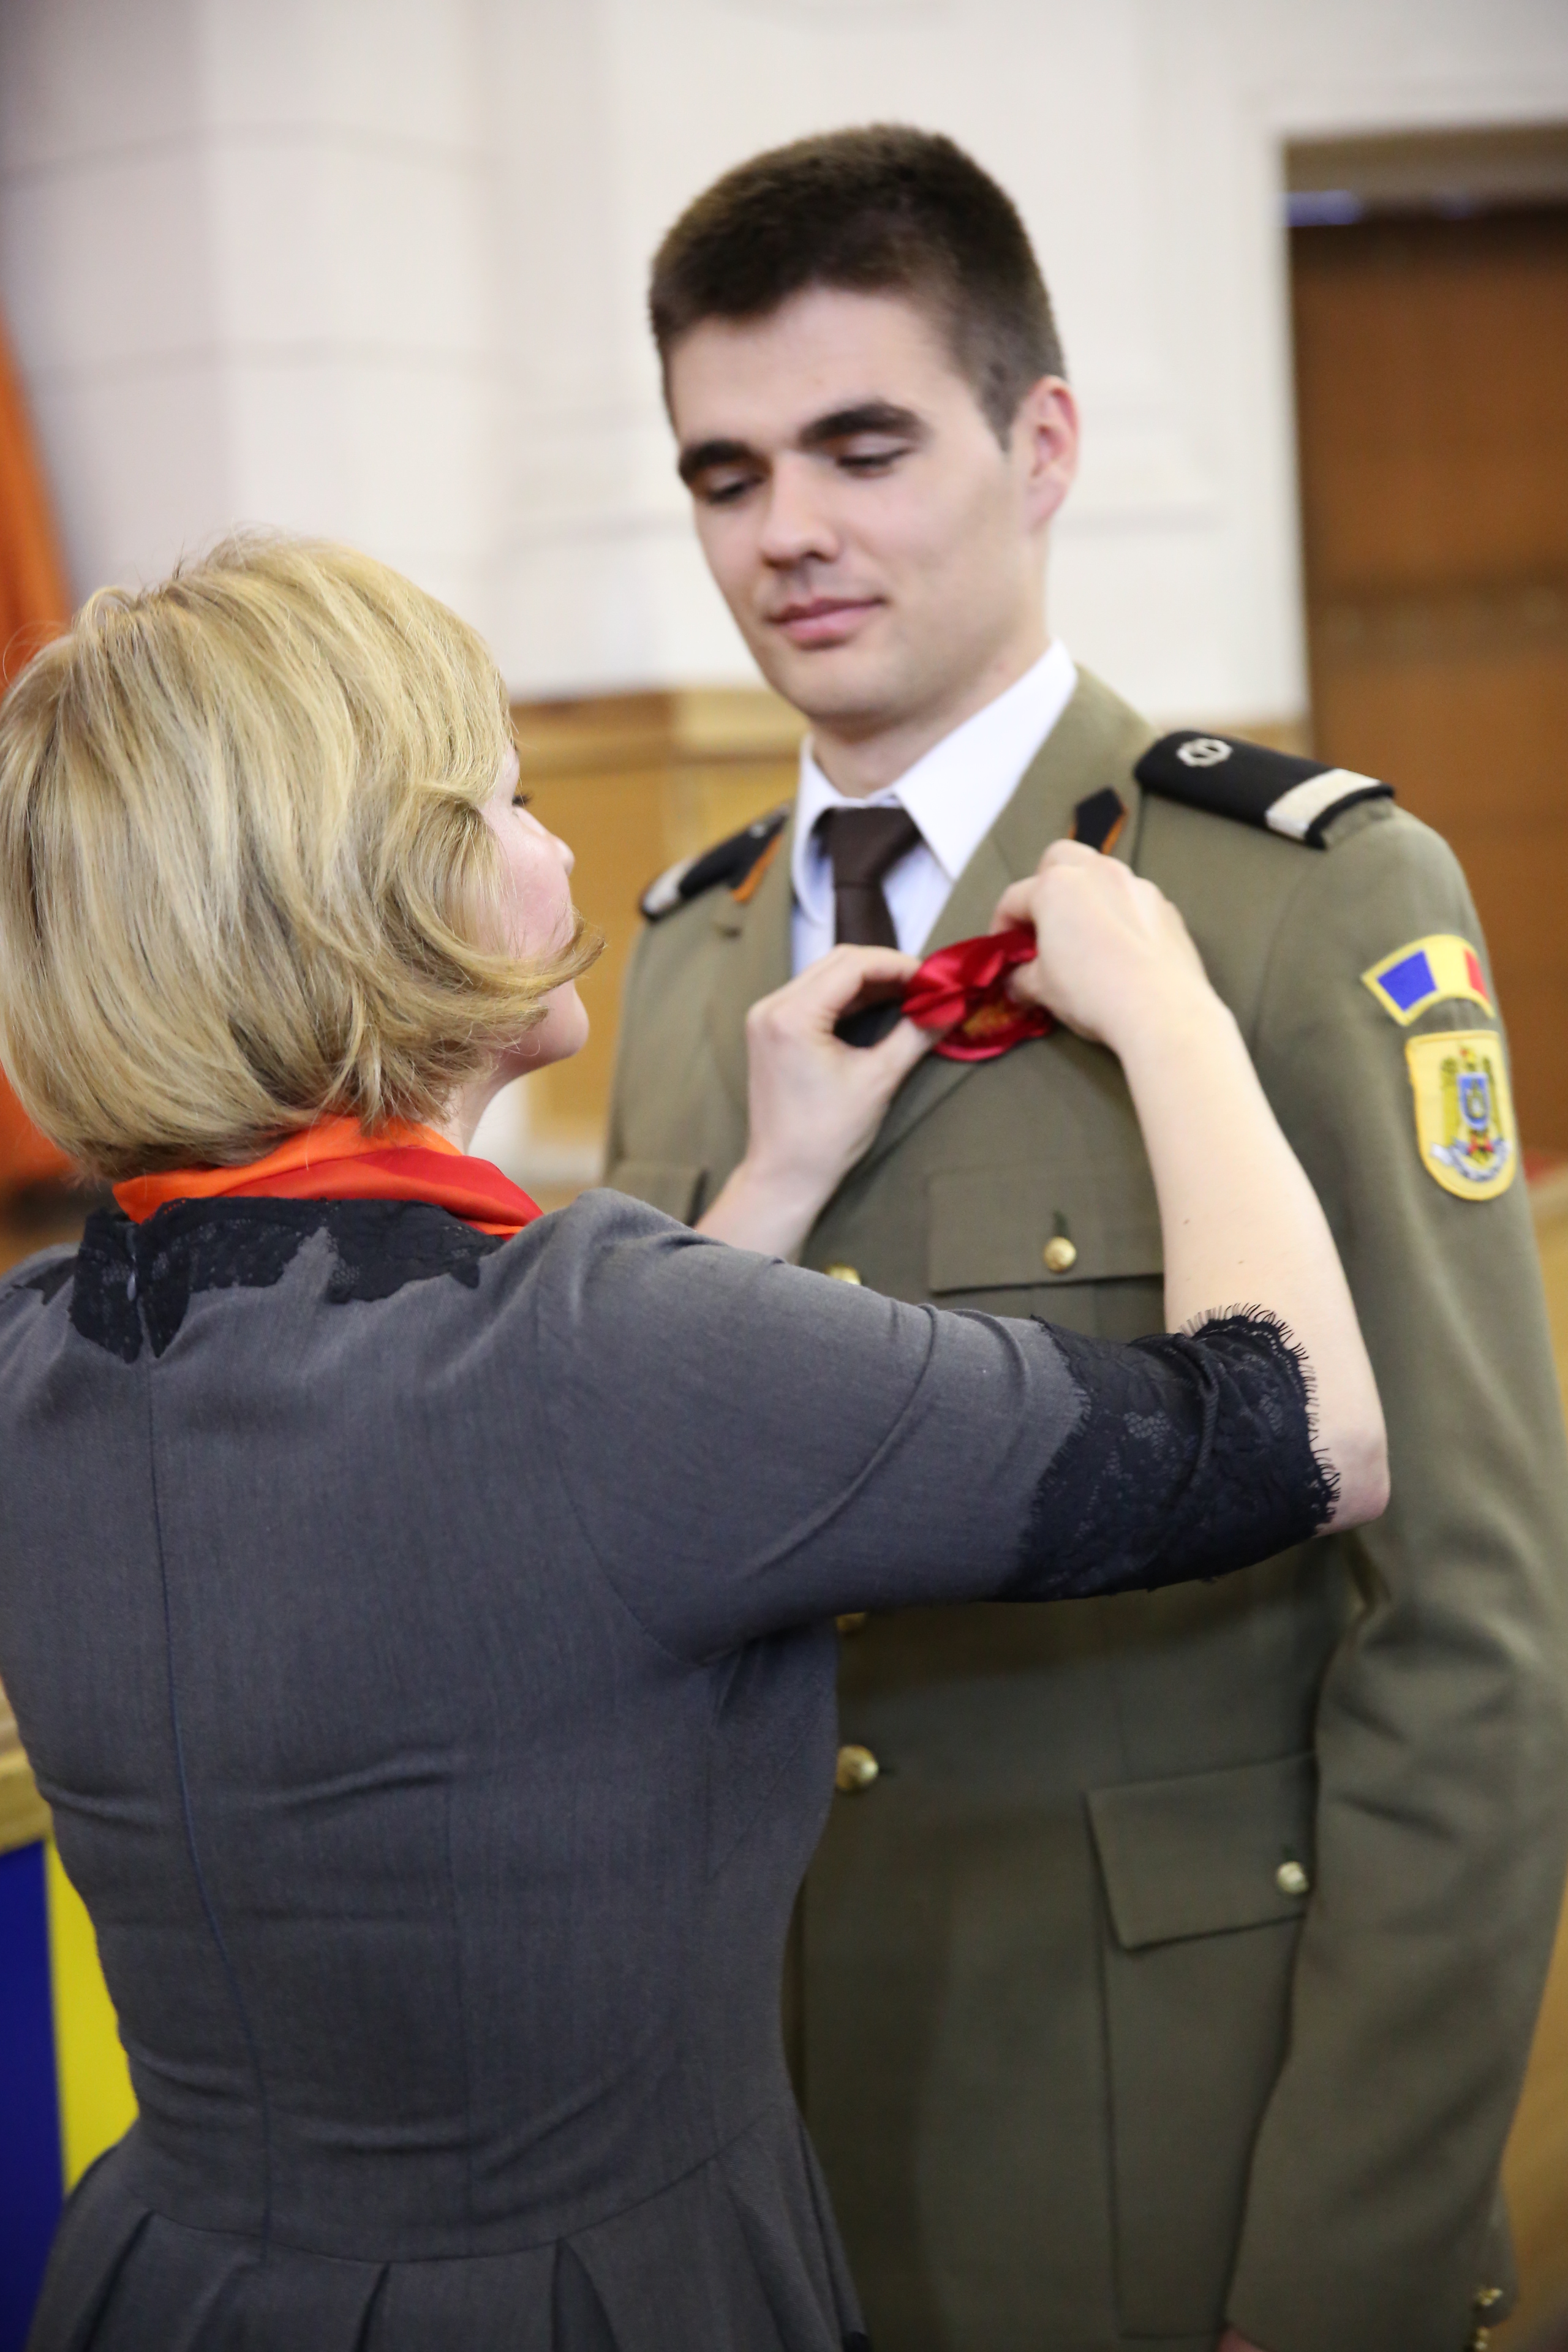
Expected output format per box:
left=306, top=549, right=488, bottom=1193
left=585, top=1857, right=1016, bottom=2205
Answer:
left=824, top=1264, right=862, bottom=1285
left=836, top=1611, right=869, bottom=1635
left=1275, top=1860, right=1311, bottom=1898
left=1042, top=1235, right=1077, bottom=1274
left=835, top=1743, right=880, bottom=1793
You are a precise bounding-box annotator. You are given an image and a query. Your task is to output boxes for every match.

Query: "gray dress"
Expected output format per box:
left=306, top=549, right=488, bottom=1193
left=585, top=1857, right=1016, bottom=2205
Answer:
left=0, top=1188, right=1328, bottom=2352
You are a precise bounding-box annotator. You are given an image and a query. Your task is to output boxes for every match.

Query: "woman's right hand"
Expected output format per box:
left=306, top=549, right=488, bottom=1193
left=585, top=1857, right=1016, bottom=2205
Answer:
left=695, top=946, right=933, bottom=1260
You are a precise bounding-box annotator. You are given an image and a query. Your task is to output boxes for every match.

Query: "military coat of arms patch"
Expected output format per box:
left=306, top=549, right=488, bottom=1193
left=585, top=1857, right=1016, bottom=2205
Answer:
left=1405, top=1030, right=1517, bottom=1201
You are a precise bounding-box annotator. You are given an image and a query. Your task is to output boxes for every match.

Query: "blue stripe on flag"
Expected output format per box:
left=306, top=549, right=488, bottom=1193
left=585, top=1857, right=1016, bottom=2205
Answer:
left=1379, top=949, right=1436, bottom=1011
left=0, top=1842, right=64, bottom=2352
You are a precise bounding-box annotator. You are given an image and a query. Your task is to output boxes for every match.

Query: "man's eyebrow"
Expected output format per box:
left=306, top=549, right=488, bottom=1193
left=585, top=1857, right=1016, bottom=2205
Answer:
left=677, top=437, right=757, bottom=487
left=798, top=401, right=926, bottom=450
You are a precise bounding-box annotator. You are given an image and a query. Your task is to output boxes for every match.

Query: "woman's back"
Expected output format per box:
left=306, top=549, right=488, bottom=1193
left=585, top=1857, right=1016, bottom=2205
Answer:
left=4, top=1180, right=1341, bottom=2349
left=3, top=1192, right=861, bottom=2345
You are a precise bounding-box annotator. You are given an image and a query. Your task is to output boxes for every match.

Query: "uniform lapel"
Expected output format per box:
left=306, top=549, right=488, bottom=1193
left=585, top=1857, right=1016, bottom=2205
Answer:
left=706, top=813, right=796, bottom=1121
left=851, top=671, right=1153, bottom=1176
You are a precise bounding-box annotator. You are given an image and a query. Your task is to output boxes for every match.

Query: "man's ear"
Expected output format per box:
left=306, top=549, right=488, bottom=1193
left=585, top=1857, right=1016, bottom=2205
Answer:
left=1013, top=376, right=1079, bottom=530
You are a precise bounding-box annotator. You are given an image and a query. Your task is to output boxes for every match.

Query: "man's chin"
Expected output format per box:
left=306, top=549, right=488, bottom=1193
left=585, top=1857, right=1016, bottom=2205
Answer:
left=750, top=638, right=902, bottom=732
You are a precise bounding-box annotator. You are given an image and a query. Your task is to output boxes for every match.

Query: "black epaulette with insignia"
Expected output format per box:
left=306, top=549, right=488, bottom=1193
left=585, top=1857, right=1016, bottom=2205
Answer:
left=1136, top=732, right=1392, bottom=849
left=639, top=805, right=789, bottom=921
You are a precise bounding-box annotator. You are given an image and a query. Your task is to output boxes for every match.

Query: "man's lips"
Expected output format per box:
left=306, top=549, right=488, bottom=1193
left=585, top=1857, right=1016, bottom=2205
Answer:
left=767, top=597, right=881, bottom=647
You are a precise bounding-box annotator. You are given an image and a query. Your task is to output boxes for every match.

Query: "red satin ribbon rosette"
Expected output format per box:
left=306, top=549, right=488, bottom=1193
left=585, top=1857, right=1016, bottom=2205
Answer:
left=902, top=927, right=1053, bottom=1062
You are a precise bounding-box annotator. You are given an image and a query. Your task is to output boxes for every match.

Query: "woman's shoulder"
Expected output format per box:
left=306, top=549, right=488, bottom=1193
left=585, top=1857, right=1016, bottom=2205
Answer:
left=0, top=1238, right=78, bottom=1295
left=510, top=1185, right=720, bottom=1319
left=0, top=1241, right=79, bottom=1329
left=543, top=1187, right=690, bottom=1242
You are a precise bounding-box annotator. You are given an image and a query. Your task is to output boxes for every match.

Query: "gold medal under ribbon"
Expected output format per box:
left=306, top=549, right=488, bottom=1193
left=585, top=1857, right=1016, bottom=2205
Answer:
left=1405, top=1030, right=1517, bottom=1201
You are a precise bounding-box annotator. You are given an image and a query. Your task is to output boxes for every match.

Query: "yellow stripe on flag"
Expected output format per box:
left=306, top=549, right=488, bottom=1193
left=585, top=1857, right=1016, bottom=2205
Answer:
left=45, top=1838, right=137, bottom=2187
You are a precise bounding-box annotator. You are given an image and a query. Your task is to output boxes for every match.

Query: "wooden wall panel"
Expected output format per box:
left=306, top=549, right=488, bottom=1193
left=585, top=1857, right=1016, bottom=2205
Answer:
left=1292, top=206, right=1568, bottom=1152
left=1293, top=211, right=1568, bottom=599
left=1309, top=604, right=1568, bottom=1150
left=510, top=690, right=801, bottom=1174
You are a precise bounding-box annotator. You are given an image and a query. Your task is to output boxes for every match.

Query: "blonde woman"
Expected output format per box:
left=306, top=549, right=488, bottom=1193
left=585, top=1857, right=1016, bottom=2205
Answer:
left=0, top=539, right=1384, bottom=2352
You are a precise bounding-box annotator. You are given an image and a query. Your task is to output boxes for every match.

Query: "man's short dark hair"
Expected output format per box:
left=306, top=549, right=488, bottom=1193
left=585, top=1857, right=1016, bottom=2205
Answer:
left=649, top=125, right=1066, bottom=442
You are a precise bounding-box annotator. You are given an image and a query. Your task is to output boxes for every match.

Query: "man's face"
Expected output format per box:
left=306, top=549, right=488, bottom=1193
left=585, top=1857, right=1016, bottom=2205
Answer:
left=667, top=286, right=1074, bottom=752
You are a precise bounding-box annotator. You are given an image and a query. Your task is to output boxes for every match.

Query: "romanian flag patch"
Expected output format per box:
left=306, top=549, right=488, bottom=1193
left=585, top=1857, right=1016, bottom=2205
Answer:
left=1362, top=935, right=1492, bottom=1025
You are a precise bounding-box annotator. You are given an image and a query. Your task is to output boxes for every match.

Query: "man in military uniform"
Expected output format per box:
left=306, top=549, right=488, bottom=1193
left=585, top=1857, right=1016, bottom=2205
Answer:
left=606, top=127, right=1568, bottom=2352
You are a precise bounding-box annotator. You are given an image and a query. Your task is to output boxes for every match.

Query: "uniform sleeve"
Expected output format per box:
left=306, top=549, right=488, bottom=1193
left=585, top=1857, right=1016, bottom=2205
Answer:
left=600, top=923, right=647, bottom=1183
left=532, top=1194, right=1330, bottom=1661
left=602, top=917, right=749, bottom=1222
left=1222, top=811, right=1568, bottom=2352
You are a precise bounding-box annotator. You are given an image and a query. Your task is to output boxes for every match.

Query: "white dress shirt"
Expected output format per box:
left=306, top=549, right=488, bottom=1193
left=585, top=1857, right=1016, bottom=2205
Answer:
left=790, top=641, right=1079, bottom=973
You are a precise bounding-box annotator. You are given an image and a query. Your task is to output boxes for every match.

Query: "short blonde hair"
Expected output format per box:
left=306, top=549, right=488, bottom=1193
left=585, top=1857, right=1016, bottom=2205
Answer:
left=0, top=536, right=599, bottom=1180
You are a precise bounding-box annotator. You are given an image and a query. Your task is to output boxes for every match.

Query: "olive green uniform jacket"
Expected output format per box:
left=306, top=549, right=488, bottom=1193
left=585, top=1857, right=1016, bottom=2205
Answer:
left=604, top=670, right=1568, bottom=2352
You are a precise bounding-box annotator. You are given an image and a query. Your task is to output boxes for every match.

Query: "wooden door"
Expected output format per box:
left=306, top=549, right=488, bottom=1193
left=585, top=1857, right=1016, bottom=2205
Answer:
left=1291, top=206, right=1568, bottom=1151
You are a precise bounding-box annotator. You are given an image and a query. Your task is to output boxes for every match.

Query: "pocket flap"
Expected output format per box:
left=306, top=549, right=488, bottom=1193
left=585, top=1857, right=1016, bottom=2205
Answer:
left=927, top=1164, right=1161, bottom=1293
left=1087, top=1751, right=1316, bottom=1950
left=603, top=1159, right=707, bottom=1225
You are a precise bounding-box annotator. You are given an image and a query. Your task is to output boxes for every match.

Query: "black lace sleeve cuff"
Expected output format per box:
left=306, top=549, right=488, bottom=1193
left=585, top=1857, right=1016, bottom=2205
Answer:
left=1012, top=1310, right=1337, bottom=1602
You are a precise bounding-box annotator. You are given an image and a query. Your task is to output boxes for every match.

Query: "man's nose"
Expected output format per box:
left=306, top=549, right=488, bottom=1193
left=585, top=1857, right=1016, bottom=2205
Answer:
left=757, top=457, right=839, bottom=567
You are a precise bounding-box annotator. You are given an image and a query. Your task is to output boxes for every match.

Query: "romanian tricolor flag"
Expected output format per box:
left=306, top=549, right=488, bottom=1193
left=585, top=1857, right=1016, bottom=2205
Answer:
left=0, top=1828, right=135, bottom=2351
left=1361, top=933, right=1494, bottom=1026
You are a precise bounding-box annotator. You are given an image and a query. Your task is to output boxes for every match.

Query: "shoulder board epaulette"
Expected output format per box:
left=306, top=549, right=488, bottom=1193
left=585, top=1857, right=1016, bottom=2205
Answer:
left=1135, top=732, right=1392, bottom=849
left=639, top=805, right=789, bottom=921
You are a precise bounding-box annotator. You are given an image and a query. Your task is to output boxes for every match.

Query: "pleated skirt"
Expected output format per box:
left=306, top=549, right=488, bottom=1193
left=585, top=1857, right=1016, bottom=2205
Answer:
left=28, top=2105, right=868, bottom=2352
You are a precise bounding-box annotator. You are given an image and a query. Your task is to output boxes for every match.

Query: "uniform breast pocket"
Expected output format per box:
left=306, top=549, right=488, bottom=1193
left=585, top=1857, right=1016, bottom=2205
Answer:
left=1087, top=1751, right=1317, bottom=2337
left=925, top=1163, right=1163, bottom=1333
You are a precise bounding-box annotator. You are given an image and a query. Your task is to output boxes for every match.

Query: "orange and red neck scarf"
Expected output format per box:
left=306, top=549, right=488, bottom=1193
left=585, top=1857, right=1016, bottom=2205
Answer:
left=113, top=1116, right=543, bottom=1239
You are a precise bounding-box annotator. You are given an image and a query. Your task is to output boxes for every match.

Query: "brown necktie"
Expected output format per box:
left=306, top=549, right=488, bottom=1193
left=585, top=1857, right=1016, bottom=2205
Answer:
left=818, top=807, right=922, bottom=949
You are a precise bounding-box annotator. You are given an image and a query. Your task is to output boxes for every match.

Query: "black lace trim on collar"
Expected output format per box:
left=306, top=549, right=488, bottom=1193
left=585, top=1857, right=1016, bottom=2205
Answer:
left=28, top=1197, right=507, bottom=1362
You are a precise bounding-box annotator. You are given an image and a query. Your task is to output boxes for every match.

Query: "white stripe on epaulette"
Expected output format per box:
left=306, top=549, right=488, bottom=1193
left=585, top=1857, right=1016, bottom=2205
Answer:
left=640, top=855, right=698, bottom=920
left=1266, top=767, right=1384, bottom=842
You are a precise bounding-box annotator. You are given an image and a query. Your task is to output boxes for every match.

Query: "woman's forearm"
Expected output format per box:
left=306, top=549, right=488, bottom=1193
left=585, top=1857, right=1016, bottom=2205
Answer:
left=696, top=1159, right=823, bottom=1260
left=1114, top=987, right=1387, bottom=1529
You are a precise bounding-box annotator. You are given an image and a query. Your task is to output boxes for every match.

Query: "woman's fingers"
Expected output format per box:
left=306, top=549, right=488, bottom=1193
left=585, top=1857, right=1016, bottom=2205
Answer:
left=992, top=838, right=1101, bottom=932
left=810, top=944, right=921, bottom=1020
left=990, top=842, right=1212, bottom=1047
left=755, top=944, right=921, bottom=1036
left=862, top=1012, right=939, bottom=1087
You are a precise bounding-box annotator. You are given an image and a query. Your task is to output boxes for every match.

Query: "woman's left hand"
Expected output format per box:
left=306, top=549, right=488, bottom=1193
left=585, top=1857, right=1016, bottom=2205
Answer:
left=696, top=945, right=933, bottom=1259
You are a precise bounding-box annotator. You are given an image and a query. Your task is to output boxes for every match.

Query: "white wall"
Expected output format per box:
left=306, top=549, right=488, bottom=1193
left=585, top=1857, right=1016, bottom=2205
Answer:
left=4, top=0, right=1567, bottom=723
left=0, top=0, right=500, bottom=624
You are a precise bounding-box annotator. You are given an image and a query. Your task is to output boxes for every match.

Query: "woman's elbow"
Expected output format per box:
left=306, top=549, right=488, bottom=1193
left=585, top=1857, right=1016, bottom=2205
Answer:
left=1324, top=1409, right=1391, bottom=1533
